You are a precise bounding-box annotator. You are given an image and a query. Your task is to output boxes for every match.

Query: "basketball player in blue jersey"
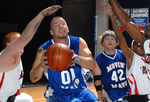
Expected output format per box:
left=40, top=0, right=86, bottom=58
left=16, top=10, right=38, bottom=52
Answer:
left=30, top=16, right=100, bottom=102
left=93, top=29, right=130, bottom=101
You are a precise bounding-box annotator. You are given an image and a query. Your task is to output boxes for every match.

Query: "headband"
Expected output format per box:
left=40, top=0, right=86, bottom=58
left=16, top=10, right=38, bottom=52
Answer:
left=103, top=34, right=117, bottom=40
left=131, top=40, right=134, bottom=49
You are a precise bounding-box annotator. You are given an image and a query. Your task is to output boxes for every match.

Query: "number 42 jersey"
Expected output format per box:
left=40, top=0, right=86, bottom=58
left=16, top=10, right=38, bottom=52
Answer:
left=95, top=49, right=130, bottom=101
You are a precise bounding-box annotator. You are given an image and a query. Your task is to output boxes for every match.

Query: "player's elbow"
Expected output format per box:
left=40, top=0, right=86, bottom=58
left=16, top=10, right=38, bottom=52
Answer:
left=30, top=76, right=38, bottom=83
left=29, top=72, right=39, bottom=83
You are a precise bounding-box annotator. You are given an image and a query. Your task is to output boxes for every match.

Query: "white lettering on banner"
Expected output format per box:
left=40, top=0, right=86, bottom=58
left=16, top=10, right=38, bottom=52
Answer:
left=131, top=14, right=148, bottom=18
left=131, top=9, right=148, bottom=18
left=132, top=9, right=148, bottom=14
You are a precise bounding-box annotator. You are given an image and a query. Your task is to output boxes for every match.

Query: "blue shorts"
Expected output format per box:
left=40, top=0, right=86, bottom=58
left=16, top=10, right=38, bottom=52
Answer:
left=46, top=88, right=99, bottom=102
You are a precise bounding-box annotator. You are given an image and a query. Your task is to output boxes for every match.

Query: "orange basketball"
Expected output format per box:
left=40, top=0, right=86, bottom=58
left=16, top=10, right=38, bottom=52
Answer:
left=45, top=43, right=72, bottom=72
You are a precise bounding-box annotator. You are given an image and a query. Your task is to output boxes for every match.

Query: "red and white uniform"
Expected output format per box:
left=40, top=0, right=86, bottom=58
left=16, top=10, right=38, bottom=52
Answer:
left=0, top=52, right=24, bottom=102
left=126, top=53, right=150, bottom=96
left=144, top=39, right=150, bottom=56
left=144, top=39, right=150, bottom=80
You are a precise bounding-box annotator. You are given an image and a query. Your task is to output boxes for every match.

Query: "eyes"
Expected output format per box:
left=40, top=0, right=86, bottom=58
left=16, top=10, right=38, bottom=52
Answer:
left=53, top=23, right=66, bottom=28
left=105, top=37, right=116, bottom=41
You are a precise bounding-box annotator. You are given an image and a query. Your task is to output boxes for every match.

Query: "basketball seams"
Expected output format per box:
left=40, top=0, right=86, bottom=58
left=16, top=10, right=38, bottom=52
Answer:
left=46, top=43, right=72, bottom=72
left=64, top=48, right=71, bottom=70
left=56, top=44, right=61, bottom=71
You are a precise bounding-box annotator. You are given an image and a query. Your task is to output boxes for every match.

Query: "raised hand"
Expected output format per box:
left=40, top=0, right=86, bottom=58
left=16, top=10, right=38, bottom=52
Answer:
left=101, top=1, right=114, bottom=16
left=41, top=5, right=62, bottom=17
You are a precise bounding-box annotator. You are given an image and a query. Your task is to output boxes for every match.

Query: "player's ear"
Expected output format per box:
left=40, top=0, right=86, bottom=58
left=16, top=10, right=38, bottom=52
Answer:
left=50, top=30, right=53, bottom=35
left=67, top=27, right=69, bottom=32
left=102, top=42, right=104, bottom=46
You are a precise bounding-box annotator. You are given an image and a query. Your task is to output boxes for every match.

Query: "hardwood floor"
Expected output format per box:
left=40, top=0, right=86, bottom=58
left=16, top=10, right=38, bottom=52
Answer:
left=20, top=82, right=97, bottom=102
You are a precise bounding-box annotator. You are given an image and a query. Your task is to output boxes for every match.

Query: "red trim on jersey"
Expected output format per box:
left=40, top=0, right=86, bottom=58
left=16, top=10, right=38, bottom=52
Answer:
left=128, top=78, right=132, bottom=94
left=0, top=72, right=5, bottom=89
left=16, top=89, right=21, bottom=95
left=128, top=78, right=133, bottom=84
left=131, top=74, right=138, bottom=94
left=149, top=43, right=150, bottom=48
left=129, top=89, right=132, bottom=94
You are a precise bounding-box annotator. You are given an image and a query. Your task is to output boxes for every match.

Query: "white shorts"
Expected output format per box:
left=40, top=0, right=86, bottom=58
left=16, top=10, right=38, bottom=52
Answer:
left=15, top=93, right=33, bottom=102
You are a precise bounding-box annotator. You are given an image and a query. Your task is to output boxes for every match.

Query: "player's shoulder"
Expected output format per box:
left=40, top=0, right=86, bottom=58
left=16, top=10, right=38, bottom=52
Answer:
left=144, top=39, right=150, bottom=46
left=116, top=49, right=124, bottom=55
left=69, top=35, right=80, bottom=46
left=41, top=40, right=53, bottom=50
left=69, top=35, right=80, bottom=41
left=95, top=52, right=103, bottom=61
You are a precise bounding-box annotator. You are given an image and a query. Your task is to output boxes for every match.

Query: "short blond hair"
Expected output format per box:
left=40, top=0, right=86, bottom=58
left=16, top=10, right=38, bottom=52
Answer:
left=99, top=30, right=119, bottom=47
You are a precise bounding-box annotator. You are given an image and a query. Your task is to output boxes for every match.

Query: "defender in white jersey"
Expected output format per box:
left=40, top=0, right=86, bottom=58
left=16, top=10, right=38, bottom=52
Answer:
left=143, top=40, right=150, bottom=80
left=0, top=5, right=61, bottom=102
left=127, top=52, right=150, bottom=95
left=101, top=1, right=150, bottom=101
left=109, top=0, right=150, bottom=77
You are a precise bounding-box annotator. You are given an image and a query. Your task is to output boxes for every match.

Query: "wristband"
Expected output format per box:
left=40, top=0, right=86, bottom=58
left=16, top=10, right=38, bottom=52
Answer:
left=76, top=55, right=79, bottom=64
left=95, top=85, right=102, bottom=91
left=94, top=75, right=102, bottom=82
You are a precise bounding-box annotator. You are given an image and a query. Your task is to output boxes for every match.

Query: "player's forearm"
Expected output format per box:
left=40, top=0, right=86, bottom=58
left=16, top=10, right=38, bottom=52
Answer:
left=97, top=91, right=103, bottom=98
left=78, top=56, right=96, bottom=70
left=110, top=0, right=145, bottom=43
left=30, top=63, right=45, bottom=83
left=110, top=12, right=131, bottom=57
left=21, top=12, right=45, bottom=43
left=110, top=0, right=131, bottom=25
left=110, top=13, right=125, bottom=44
left=94, top=79, right=104, bottom=100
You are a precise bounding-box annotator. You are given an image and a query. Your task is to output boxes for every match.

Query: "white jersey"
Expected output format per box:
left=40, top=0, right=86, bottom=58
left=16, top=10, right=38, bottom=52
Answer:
left=144, top=39, right=150, bottom=56
left=0, top=53, right=23, bottom=102
left=144, top=39, right=150, bottom=79
left=126, top=52, right=150, bottom=95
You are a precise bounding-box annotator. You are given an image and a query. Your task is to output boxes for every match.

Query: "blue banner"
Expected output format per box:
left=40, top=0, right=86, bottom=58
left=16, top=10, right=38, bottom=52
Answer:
left=131, top=8, right=149, bottom=30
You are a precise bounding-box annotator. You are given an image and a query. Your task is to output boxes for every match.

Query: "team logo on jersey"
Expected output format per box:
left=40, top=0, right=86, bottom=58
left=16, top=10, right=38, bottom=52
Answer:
left=146, top=68, right=150, bottom=80
left=142, top=53, right=150, bottom=64
left=74, top=79, right=79, bottom=88
left=19, top=70, right=24, bottom=80
left=107, top=62, right=125, bottom=72
left=140, top=64, right=150, bottom=80
left=141, top=66, right=147, bottom=74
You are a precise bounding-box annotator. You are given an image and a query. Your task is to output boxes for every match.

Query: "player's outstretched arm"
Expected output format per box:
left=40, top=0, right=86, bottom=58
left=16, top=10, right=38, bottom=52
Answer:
left=9, top=5, right=62, bottom=55
left=0, top=5, right=61, bottom=72
left=110, top=0, right=145, bottom=43
left=101, top=1, right=133, bottom=69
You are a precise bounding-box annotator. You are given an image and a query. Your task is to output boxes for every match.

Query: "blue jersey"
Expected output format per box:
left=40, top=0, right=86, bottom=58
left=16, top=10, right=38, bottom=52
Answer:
left=95, top=49, right=130, bottom=101
left=41, top=35, right=87, bottom=97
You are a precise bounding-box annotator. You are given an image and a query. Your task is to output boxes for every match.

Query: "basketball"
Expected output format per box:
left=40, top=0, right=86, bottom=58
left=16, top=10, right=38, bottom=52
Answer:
left=45, top=43, right=72, bottom=72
